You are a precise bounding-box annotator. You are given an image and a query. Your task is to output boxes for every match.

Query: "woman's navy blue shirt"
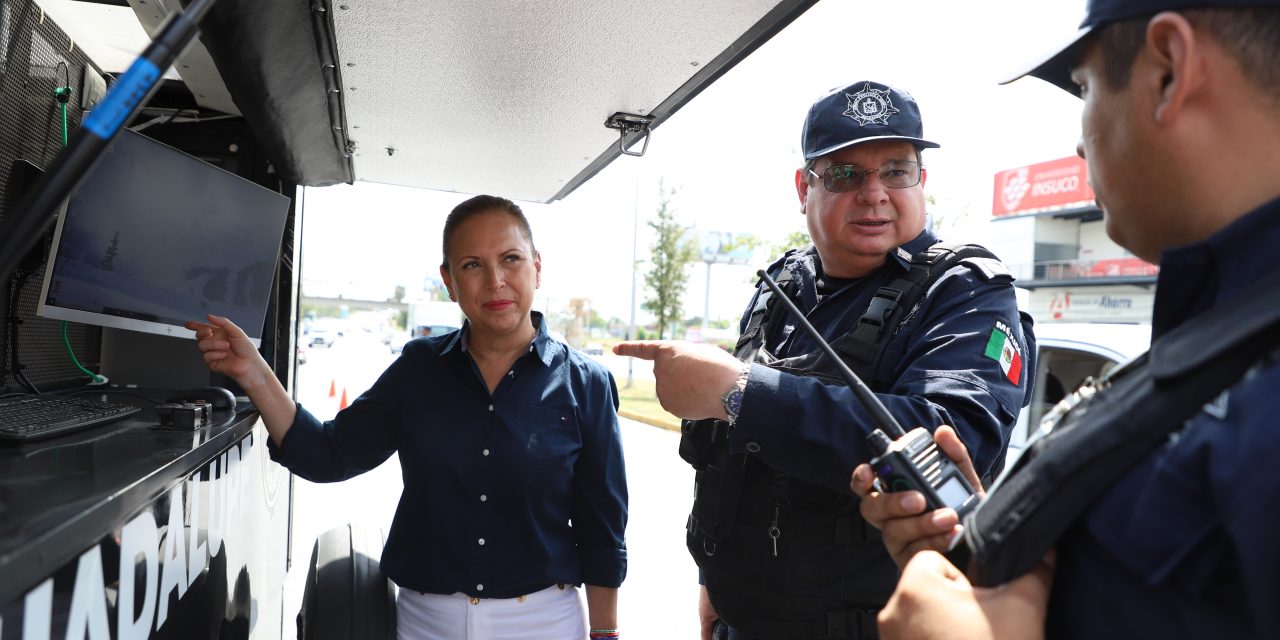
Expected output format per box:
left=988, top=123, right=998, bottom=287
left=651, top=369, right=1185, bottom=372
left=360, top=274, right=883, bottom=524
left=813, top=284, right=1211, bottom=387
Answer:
left=269, top=313, right=628, bottom=598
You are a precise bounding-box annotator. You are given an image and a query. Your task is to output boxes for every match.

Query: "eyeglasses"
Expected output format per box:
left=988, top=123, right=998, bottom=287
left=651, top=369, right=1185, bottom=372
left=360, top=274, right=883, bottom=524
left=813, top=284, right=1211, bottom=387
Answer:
left=808, top=160, right=922, bottom=193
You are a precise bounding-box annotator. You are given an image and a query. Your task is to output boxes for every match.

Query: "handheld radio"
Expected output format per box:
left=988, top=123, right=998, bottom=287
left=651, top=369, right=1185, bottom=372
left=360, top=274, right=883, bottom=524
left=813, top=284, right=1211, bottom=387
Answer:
left=756, top=270, right=980, bottom=518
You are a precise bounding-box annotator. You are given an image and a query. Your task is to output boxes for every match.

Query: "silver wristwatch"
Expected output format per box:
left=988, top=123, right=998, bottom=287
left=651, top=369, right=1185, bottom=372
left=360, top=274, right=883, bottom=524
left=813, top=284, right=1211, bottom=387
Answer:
left=721, top=366, right=750, bottom=424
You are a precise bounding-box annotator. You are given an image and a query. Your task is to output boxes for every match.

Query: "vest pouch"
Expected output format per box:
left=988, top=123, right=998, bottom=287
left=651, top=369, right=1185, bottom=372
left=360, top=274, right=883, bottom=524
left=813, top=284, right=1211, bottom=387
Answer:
left=679, top=418, right=720, bottom=470
left=690, top=452, right=747, bottom=541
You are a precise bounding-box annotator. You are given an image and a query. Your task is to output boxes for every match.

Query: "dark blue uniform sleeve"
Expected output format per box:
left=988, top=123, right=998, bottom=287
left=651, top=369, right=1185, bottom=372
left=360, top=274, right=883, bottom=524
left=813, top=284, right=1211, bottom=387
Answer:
left=267, top=347, right=410, bottom=482
left=569, top=364, right=629, bottom=588
left=730, top=267, right=1031, bottom=492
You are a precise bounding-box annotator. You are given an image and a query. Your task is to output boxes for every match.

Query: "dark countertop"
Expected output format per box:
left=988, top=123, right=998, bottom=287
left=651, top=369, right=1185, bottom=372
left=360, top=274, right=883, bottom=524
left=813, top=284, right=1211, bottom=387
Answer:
left=0, top=390, right=261, bottom=603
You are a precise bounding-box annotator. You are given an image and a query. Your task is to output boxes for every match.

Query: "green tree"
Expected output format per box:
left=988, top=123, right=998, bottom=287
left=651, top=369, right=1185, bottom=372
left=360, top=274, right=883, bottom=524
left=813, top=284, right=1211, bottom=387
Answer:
left=766, top=229, right=811, bottom=259
left=737, top=230, right=811, bottom=286
left=589, top=309, right=606, bottom=330
left=641, top=182, right=697, bottom=339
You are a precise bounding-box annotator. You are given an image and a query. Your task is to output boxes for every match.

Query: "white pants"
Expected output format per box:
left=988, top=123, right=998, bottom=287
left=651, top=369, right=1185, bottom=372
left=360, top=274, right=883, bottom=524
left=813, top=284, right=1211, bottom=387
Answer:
left=396, top=583, right=585, bottom=640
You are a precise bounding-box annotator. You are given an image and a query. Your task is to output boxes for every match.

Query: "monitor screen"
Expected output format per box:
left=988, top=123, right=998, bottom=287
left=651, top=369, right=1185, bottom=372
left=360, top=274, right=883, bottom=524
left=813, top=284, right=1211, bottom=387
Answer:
left=36, top=130, right=289, bottom=347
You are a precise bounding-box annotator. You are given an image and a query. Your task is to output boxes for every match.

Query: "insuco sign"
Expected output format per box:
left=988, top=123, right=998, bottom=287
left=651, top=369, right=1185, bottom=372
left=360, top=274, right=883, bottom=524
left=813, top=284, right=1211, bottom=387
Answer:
left=2, top=434, right=272, bottom=640
left=993, top=156, right=1097, bottom=217
left=1030, top=173, right=1080, bottom=197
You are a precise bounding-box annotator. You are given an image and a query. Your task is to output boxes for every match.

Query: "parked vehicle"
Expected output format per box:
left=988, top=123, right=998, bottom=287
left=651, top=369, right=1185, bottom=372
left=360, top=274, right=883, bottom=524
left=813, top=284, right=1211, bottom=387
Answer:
left=407, top=301, right=464, bottom=340
left=308, top=328, right=337, bottom=348
left=1007, top=322, right=1151, bottom=459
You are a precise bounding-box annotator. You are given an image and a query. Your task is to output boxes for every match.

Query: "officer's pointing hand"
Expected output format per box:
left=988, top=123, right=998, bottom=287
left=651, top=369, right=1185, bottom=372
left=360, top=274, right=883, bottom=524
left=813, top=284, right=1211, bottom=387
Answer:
left=851, top=425, right=985, bottom=569
left=614, top=340, right=744, bottom=421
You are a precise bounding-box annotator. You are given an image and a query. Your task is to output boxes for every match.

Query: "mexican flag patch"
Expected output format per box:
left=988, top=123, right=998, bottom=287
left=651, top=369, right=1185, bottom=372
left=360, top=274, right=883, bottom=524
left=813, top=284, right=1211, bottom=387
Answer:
left=983, top=320, right=1023, bottom=385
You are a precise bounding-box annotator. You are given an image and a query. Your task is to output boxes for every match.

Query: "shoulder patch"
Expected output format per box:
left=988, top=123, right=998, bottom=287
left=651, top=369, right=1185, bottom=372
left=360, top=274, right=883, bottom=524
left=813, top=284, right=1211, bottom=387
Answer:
left=983, top=319, right=1024, bottom=386
left=960, top=256, right=1014, bottom=283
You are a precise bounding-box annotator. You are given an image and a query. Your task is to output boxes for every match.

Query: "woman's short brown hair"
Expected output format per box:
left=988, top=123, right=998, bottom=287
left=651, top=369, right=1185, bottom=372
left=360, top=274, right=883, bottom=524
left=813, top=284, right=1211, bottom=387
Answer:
left=440, top=195, right=536, bottom=271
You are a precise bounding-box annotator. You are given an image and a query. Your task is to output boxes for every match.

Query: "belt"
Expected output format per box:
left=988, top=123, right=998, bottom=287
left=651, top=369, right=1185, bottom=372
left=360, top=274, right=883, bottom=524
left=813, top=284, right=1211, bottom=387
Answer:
left=467, top=583, right=566, bottom=606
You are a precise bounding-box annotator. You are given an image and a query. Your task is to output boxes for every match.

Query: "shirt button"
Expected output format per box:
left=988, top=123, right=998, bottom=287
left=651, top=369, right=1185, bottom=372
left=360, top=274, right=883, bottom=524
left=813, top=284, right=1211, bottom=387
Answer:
left=482, top=449, right=490, bottom=456
left=488, top=404, right=494, bottom=412
left=477, top=584, right=484, bottom=592
left=478, top=537, right=485, bottom=546
left=745, top=441, right=761, bottom=453
left=480, top=494, right=487, bottom=502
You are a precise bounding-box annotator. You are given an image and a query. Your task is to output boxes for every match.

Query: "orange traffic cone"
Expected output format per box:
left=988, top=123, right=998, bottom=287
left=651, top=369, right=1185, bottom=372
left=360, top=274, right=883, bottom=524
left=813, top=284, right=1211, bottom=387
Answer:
left=339, top=388, right=349, bottom=410
left=328, top=379, right=336, bottom=398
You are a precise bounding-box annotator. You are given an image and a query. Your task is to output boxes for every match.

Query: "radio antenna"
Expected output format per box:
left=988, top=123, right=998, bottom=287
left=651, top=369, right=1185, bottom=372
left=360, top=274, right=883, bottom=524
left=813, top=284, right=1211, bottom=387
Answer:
left=757, top=269, right=906, bottom=438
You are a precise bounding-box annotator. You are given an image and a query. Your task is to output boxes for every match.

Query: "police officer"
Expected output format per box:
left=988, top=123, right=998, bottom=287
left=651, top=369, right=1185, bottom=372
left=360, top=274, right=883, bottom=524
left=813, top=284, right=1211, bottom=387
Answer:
left=616, top=81, right=1034, bottom=640
left=861, top=1, right=1280, bottom=638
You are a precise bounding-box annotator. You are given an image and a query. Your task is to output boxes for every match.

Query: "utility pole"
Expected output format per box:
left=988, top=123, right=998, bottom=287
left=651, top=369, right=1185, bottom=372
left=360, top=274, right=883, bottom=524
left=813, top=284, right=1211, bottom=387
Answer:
left=627, top=166, right=640, bottom=388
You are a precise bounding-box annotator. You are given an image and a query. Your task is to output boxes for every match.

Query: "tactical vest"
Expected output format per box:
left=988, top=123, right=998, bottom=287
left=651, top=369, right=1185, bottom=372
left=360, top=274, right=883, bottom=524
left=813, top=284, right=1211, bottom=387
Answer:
left=681, top=242, right=1005, bottom=640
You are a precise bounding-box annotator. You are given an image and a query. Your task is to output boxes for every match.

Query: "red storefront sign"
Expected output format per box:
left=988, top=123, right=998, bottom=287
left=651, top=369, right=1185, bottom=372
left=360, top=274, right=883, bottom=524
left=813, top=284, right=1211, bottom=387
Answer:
left=993, top=156, right=1096, bottom=217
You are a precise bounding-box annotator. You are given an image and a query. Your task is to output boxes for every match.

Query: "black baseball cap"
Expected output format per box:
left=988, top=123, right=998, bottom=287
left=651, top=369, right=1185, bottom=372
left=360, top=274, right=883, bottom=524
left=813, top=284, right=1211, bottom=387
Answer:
left=801, top=81, right=939, bottom=160
left=1004, top=0, right=1280, bottom=94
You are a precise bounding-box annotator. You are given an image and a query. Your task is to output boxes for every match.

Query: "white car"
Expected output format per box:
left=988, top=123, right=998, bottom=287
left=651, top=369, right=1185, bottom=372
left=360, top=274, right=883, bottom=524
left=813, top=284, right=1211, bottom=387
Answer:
left=308, top=328, right=338, bottom=347
left=1007, top=322, right=1152, bottom=459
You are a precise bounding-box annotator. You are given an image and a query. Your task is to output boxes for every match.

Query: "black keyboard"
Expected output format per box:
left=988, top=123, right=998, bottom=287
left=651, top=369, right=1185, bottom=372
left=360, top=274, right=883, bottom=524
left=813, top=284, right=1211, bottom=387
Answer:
left=0, top=395, right=141, bottom=443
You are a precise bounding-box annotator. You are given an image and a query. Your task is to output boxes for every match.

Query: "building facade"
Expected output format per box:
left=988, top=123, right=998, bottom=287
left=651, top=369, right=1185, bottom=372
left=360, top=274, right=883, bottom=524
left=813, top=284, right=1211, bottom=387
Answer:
left=987, top=156, right=1156, bottom=325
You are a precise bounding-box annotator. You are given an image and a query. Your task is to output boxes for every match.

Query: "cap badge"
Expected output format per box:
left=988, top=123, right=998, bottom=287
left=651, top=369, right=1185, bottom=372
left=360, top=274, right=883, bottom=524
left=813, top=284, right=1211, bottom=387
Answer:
left=843, top=83, right=899, bottom=126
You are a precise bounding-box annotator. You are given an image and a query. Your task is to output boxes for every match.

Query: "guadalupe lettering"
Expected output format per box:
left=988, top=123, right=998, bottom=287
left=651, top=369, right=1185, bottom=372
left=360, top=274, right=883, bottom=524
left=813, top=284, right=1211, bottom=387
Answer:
left=21, top=579, right=52, bottom=640
left=117, top=511, right=159, bottom=640
left=208, top=455, right=226, bottom=557
left=65, top=547, right=110, bottom=640
left=155, top=485, right=188, bottom=630
left=187, top=471, right=208, bottom=589
left=13, top=432, right=261, bottom=640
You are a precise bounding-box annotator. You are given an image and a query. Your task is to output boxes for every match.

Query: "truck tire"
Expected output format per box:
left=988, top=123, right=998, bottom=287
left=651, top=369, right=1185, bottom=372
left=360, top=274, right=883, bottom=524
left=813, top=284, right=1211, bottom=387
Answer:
left=297, top=524, right=396, bottom=640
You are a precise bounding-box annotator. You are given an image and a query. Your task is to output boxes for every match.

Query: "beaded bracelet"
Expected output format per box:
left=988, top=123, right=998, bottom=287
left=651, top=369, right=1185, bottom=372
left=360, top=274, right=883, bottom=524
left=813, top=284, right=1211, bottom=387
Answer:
left=589, top=630, right=619, bottom=639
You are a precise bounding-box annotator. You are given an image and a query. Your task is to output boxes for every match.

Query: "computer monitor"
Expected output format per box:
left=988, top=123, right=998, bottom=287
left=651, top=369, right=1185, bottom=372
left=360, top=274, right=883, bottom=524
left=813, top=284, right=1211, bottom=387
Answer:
left=35, top=130, right=289, bottom=347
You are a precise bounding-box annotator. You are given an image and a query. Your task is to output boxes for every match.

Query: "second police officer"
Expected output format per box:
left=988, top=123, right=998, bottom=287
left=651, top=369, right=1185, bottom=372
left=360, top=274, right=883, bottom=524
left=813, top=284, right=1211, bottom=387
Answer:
left=615, top=81, right=1035, bottom=640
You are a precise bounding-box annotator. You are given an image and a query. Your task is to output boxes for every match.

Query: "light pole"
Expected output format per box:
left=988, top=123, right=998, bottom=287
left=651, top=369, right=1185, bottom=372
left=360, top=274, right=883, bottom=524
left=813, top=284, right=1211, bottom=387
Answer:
left=627, top=165, right=640, bottom=389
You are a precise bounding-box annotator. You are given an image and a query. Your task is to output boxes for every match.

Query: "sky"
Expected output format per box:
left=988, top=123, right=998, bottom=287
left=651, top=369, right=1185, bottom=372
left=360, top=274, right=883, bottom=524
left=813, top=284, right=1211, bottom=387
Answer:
left=300, top=0, right=1090, bottom=327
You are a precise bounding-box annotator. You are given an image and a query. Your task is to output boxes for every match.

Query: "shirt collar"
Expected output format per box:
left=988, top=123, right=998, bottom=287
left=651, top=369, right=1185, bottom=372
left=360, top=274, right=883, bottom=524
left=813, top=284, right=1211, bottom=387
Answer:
left=891, top=228, right=940, bottom=272
left=527, top=311, right=558, bottom=366
left=445, top=311, right=558, bottom=367
left=1151, top=194, right=1280, bottom=338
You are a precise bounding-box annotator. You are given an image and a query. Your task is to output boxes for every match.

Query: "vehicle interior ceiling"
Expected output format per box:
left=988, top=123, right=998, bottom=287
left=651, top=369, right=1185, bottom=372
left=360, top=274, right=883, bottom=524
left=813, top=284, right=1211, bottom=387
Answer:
left=51, top=0, right=819, bottom=201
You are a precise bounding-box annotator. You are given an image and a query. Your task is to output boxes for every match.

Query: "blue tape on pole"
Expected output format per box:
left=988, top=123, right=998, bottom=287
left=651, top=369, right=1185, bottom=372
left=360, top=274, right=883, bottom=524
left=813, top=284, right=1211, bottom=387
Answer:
left=83, top=58, right=161, bottom=139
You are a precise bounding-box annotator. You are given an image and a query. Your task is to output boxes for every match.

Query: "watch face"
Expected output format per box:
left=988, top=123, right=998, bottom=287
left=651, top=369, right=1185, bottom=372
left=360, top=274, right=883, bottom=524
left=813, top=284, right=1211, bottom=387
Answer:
left=724, top=388, right=744, bottom=419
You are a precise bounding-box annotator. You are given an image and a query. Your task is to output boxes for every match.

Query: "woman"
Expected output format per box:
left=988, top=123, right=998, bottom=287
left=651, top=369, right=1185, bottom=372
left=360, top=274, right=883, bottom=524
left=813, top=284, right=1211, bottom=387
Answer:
left=186, top=195, right=627, bottom=640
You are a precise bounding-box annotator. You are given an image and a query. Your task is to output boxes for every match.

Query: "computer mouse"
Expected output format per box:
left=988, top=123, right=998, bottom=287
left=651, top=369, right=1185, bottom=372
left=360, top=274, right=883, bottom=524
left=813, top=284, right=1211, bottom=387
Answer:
left=166, top=386, right=238, bottom=411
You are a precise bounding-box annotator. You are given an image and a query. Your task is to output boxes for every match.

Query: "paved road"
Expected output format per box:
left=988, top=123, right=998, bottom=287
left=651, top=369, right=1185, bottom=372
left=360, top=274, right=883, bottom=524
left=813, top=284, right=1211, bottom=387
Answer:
left=285, top=332, right=698, bottom=638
